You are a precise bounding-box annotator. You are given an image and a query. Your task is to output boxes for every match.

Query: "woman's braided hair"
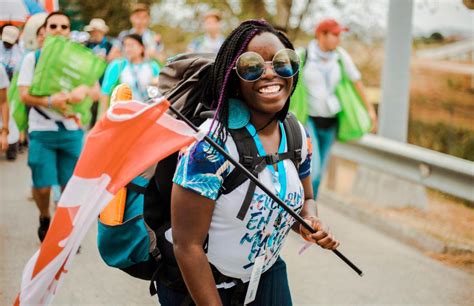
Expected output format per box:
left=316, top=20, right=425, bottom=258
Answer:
left=190, top=19, right=298, bottom=146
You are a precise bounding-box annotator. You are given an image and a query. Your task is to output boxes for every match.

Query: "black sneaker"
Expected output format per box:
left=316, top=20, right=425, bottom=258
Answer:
left=38, top=216, right=51, bottom=242
left=18, top=141, right=26, bottom=153
left=6, top=142, right=18, bottom=160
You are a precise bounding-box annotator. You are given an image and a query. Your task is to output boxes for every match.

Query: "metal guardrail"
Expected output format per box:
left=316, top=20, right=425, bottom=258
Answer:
left=331, top=134, right=474, bottom=202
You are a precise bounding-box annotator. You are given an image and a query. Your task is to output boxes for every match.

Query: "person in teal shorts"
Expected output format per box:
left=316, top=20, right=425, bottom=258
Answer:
left=17, top=11, right=100, bottom=242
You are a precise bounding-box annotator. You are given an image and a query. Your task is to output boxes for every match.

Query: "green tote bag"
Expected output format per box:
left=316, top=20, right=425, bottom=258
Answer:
left=7, top=72, right=28, bottom=132
left=30, top=36, right=106, bottom=125
left=335, top=59, right=371, bottom=142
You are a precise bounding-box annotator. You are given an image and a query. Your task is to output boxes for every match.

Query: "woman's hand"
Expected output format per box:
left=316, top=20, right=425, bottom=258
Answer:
left=68, top=85, right=90, bottom=104
left=299, top=216, right=340, bottom=250
left=50, top=92, right=69, bottom=113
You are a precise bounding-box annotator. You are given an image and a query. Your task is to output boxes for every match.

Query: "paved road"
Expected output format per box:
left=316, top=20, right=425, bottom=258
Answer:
left=1, top=154, right=473, bottom=305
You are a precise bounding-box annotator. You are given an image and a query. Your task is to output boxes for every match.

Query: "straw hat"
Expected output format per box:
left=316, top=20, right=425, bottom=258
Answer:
left=84, top=18, right=109, bottom=33
left=21, top=12, right=47, bottom=50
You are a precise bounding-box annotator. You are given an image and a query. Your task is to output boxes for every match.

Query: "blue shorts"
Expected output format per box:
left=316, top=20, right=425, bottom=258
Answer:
left=28, top=126, right=84, bottom=188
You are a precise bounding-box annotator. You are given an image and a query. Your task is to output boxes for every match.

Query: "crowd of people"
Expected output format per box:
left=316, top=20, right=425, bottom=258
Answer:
left=1, top=4, right=377, bottom=305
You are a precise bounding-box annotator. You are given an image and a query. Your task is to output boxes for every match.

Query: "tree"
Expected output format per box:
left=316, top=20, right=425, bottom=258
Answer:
left=77, top=0, right=132, bottom=36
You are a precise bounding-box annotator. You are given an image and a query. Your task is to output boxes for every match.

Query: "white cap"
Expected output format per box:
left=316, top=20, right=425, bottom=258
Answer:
left=84, top=18, right=109, bottom=33
left=2, top=26, right=20, bottom=44
left=21, top=12, right=48, bottom=50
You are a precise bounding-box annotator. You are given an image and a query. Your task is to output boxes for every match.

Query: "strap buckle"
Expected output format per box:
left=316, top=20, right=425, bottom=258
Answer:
left=294, top=148, right=302, bottom=164
left=150, top=247, right=162, bottom=261
left=242, top=155, right=254, bottom=168
left=264, top=153, right=279, bottom=165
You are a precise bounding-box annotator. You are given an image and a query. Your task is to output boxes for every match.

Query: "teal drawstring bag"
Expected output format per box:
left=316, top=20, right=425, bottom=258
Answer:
left=335, top=58, right=371, bottom=142
left=30, top=36, right=107, bottom=126
left=97, top=176, right=151, bottom=269
left=289, top=48, right=309, bottom=124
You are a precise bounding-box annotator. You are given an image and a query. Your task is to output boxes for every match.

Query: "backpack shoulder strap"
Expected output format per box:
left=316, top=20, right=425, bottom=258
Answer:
left=220, top=127, right=260, bottom=195
left=221, top=116, right=304, bottom=221
left=220, top=127, right=267, bottom=221
left=282, top=113, right=303, bottom=169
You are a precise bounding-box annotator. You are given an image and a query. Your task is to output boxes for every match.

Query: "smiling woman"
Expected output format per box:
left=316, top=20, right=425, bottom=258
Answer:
left=158, top=20, right=340, bottom=306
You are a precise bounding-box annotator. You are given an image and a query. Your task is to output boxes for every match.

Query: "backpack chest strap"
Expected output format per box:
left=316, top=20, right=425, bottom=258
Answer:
left=221, top=114, right=303, bottom=221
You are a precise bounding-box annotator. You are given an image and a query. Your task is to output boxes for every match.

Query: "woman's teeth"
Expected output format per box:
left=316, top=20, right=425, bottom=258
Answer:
left=258, top=85, right=281, bottom=94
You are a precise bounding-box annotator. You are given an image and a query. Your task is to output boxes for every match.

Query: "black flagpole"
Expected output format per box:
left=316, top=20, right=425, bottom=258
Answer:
left=166, top=103, right=363, bottom=277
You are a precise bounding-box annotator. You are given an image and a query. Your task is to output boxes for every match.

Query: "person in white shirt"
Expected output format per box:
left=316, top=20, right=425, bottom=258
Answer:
left=187, top=10, right=225, bottom=54
left=302, top=18, right=377, bottom=198
left=162, top=20, right=339, bottom=306
left=17, top=11, right=100, bottom=242
left=0, top=25, right=23, bottom=79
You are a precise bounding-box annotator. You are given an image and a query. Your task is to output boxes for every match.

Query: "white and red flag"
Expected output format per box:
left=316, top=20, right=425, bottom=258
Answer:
left=14, top=97, right=201, bottom=305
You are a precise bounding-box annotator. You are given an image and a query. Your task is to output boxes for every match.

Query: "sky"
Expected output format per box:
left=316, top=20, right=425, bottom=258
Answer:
left=294, top=0, right=473, bottom=38
left=152, top=0, right=473, bottom=38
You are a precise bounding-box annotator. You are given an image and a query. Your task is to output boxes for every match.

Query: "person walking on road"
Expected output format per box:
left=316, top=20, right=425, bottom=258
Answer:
left=160, top=20, right=340, bottom=306
left=17, top=11, right=100, bottom=242
left=100, top=34, right=160, bottom=115
left=302, top=18, right=377, bottom=198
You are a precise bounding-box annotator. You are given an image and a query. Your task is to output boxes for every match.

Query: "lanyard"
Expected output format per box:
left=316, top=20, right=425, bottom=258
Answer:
left=128, top=61, right=148, bottom=100
left=245, top=121, right=287, bottom=201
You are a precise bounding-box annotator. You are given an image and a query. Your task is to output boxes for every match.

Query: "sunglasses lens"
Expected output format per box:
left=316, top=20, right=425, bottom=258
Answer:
left=273, top=49, right=299, bottom=78
left=236, top=52, right=264, bottom=81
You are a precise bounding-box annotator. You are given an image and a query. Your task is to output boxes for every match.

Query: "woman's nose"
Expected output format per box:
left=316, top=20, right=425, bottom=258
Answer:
left=260, top=62, right=277, bottom=79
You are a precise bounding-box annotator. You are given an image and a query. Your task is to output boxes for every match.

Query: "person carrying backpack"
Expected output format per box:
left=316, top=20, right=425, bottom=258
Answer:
left=159, top=20, right=340, bottom=306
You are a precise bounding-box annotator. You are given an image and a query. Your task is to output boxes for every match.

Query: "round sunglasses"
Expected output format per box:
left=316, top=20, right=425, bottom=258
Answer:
left=48, top=24, right=70, bottom=30
left=234, top=48, right=300, bottom=82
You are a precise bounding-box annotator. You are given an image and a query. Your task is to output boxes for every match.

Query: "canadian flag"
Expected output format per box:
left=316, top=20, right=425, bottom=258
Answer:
left=14, top=90, right=202, bottom=305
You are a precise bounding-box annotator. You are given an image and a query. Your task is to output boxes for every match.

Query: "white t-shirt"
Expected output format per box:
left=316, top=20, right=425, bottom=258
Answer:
left=172, top=119, right=312, bottom=282
left=303, top=40, right=361, bottom=118
left=17, top=51, right=80, bottom=132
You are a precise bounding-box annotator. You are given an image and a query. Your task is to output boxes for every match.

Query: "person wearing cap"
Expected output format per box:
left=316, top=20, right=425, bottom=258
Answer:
left=302, top=18, right=377, bottom=198
left=187, top=10, right=225, bottom=54
left=0, top=25, right=23, bottom=160
left=84, top=18, right=113, bottom=62
left=110, top=3, right=164, bottom=63
left=17, top=11, right=101, bottom=242
left=0, top=25, right=23, bottom=80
